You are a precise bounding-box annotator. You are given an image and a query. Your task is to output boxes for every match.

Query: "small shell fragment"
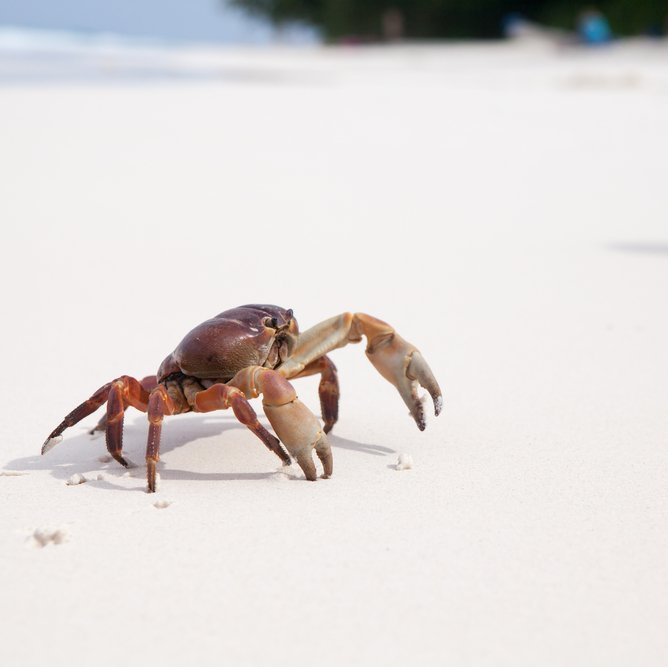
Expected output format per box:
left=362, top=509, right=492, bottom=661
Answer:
left=395, top=453, right=414, bottom=470
left=66, top=473, right=87, bottom=486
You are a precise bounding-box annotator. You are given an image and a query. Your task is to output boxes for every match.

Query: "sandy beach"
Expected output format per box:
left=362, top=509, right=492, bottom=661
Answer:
left=1, top=37, right=667, bottom=666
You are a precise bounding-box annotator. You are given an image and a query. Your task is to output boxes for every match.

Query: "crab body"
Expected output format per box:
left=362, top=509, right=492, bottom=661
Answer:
left=43, top=305, right=442, bottom=492
left=158, top=305, right=298, bottom=382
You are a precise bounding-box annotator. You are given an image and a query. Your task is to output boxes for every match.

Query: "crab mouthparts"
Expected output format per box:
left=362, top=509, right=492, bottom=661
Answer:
left=278, top=332, right=296, bottom=362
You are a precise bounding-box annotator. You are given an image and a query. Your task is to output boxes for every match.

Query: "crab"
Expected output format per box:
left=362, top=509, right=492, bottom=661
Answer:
left=42, top=305, right=442, bottom=492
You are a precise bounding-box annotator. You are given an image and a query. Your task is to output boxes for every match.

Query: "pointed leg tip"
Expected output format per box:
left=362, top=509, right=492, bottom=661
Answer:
left=41, top=435, right=63, bottom=455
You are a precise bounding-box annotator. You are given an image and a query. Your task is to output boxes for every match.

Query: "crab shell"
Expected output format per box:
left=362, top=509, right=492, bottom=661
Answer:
left=157, top=304, right=299, bottom=382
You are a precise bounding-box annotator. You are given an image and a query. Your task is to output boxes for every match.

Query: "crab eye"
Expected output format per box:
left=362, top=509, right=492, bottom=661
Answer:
left=264, top=317, right=279, bottom=329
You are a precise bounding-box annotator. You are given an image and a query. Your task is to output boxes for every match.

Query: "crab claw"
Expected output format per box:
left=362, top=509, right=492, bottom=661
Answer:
left=408, top=351, right=443, bottom=419
left=361, top=320, right=442, bottom=430
left=229, top=367, right=333, bottom=481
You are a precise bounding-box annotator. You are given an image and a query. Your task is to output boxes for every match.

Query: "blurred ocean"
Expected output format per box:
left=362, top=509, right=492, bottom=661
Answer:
left=0, top=24, right=320, bottom=83
left=0, top=0, right=318, bottom=81
left=0, top=0, right=318, bottom=44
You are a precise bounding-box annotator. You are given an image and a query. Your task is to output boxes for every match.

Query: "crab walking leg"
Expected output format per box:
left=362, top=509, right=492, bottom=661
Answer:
left=227, top=366, right=332, bottom=481
left=279, top=313, right=442, bottom=431
left=42, top=375, right=151, bottom=455
left=105, top=382, right=129, bottom=467
left=290, top=355, right=340, bottom=434
left=193, top=383, right=291, bottom=466
left=42, top=382, right=112, bottom=453
left=103, top=376, right=152, bottom=467
left=90, top=375, right=158, bottom=435
left=146, top=386, right=177, bottom=493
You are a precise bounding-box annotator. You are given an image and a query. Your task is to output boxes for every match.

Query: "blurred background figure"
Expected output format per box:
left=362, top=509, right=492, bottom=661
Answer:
left=577, top=7, right=613, bottom=45
left=501, top=11, right=573, bottom=45
left=381, top=8, right=405, bottom=42
left=502, top=12, right=531, bottom=39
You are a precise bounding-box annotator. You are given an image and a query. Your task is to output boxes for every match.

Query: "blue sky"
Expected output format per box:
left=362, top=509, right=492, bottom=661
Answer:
left=0, top=0, right=318, bottom=43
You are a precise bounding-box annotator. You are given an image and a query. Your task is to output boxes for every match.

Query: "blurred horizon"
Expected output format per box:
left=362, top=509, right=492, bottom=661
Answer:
left=0, top=0, right=319, bottom=45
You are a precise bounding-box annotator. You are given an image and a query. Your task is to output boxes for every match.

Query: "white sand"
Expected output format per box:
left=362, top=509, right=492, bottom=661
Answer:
left=1, top=39, right=667, bottom=666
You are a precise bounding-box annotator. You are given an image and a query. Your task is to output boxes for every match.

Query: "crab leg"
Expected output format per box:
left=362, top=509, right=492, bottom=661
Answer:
left=201, top=366, right=332, bottom=481
left=104, top=376, right=152, bottom=467
left=278, top=313, right=442, bottom=431
left=89, top=375, right=158, bottom=435
left=42, top=375, right=151, bottom=455
left=193, top=383, right=291, bottom=466
left=290, top=355, right=340, bottom=434
left=146, top=386, right=177, bottom=492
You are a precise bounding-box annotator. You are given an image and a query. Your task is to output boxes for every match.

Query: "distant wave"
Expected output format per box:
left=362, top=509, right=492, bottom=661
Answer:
left=0, top=24, right=320, bottom=84
left=0, top=25, right=207, bottom=53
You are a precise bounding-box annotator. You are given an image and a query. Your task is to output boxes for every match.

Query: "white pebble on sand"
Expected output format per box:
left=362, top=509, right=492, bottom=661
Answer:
left=66, top=473, right=87, bottom=486
left=395, top=453, right=414, bottom=470
left=270, top=464, right=293, bottom=481
left=153, top=499, right=172, bottom=509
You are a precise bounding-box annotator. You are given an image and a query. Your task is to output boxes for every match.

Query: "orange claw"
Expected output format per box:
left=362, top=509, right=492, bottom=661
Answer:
left=229, top=367, right=332, bottom=481
left=279, top=312, right=442, bottom=431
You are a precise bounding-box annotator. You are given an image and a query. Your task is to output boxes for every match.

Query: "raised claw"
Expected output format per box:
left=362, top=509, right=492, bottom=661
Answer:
left=360, top=320, right=442, bottom=430
left=268, top=310, right=442, bottom=432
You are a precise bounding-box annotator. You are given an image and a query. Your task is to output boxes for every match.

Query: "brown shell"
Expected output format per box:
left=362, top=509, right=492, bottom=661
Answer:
left=157, top=305, right=297, bottom=382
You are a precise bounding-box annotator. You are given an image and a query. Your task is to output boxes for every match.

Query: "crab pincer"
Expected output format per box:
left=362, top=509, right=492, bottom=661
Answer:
left=279, top=311, right=443, bottom=431
left=365, top=329, right=443, bottom=431
left=226, top=366, right=333, bottom=481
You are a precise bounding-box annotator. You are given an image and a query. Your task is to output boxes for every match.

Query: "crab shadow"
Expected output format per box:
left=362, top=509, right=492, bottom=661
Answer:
left=5, top=413, right=391, bottom=489
left=608, top=241, right=668, bottom=256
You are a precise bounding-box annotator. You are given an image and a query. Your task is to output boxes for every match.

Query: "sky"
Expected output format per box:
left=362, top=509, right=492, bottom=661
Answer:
left=0, top=0, right=319, bottom=44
